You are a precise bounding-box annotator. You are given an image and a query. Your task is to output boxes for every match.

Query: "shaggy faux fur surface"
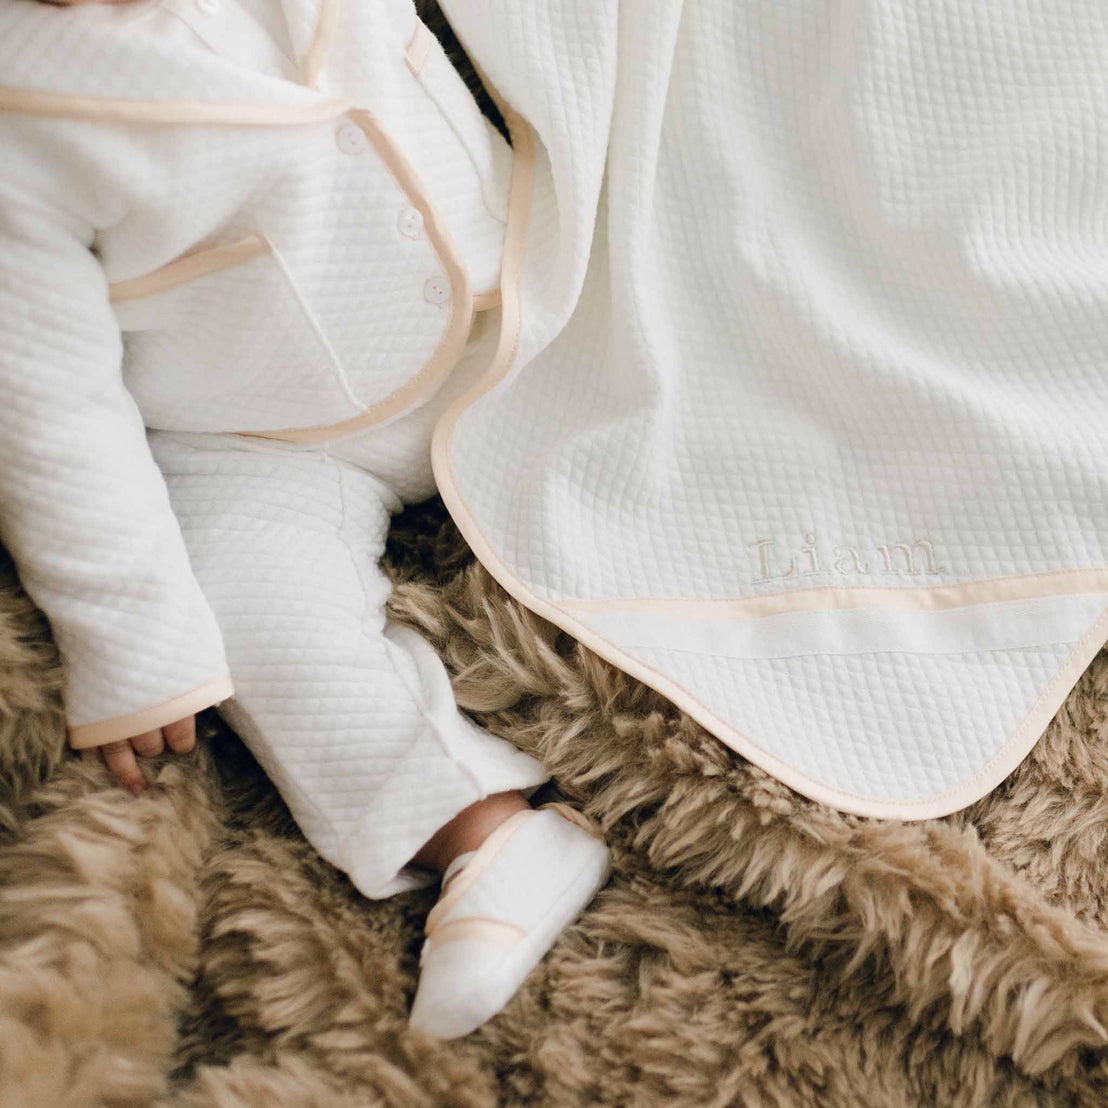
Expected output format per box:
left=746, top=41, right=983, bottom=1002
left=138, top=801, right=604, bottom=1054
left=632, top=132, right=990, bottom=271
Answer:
left=3, top=503, right=1108, bottom=1107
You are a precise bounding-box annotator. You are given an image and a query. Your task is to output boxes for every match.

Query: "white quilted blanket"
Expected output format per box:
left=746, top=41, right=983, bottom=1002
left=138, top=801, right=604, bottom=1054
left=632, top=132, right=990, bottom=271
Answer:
left=433, top=1, right=1108, bottom=818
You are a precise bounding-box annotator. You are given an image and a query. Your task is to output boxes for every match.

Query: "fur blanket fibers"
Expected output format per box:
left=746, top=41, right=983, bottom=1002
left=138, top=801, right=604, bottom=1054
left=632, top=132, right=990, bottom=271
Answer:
left=3, top=500, right=1108, bottom=1108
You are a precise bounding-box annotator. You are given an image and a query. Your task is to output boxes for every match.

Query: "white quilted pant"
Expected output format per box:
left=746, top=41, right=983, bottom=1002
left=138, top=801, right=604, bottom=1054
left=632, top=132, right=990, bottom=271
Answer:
left=147, top=430, right=548, bottom=899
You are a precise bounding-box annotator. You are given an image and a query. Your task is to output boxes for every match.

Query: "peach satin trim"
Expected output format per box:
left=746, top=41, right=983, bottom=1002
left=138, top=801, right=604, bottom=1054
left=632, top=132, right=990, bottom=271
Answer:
left=0, top=86, right=352, bottom=126
left=420, top=918, right=525, bottom=961
left=472, top=289, right=502, bottom=312
left=68, top=674, right=234, bottom=749
left=537, top=801, right=604, bottom=839
left=300, top=0, right=338, bottom=89
left=108, top=235, right=271, bottom=303
left=428, top=104, right=534, bottom=468
left=421, top=803, right=602, bottom=958
left=559, top=568, right=1108, bottom=620
left=0, top=0, right=342, bottom=121
left=404, top=20, right=434, bottom=78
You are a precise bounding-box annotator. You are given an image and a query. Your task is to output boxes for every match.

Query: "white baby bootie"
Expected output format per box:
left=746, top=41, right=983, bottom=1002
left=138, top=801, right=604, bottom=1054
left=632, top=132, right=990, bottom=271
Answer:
left=408, top=802, right=611, bottom=1039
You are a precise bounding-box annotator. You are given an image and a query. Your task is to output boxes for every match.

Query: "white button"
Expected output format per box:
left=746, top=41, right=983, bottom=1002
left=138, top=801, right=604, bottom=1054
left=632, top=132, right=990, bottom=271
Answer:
left=397, top=207, right=424, bottom=239
left=423, top=276, right=451, bottom=305
left=195, top=0, right=220, bottom=14
left=335, top=123, right=368, bottom=155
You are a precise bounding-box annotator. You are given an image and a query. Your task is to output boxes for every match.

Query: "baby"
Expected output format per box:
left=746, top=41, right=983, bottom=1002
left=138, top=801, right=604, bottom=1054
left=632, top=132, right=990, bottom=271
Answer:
left=0, top=0, right=610, bottom=1037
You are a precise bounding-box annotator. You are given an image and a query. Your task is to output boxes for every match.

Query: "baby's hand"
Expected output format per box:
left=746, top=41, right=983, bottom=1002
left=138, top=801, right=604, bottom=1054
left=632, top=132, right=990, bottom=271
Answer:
left=82, top=715, right=197, bottom=795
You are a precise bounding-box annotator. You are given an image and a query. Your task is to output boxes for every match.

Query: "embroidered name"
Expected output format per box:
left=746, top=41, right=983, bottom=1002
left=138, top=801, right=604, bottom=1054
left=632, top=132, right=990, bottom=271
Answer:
left=752, top=532, right=946, bottom=583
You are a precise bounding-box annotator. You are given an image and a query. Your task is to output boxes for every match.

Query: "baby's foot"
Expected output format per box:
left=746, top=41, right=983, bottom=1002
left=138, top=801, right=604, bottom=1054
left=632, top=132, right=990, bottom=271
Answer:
left=408, top=803, right=611, bottom=1039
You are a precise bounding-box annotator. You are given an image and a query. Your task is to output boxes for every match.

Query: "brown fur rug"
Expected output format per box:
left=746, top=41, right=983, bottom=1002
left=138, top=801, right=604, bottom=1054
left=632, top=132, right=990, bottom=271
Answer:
left=3, top=501, right=1108, bottom=1108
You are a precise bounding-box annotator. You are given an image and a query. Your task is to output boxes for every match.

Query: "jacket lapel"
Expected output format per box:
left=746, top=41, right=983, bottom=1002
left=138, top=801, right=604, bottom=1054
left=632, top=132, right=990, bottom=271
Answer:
left=276, top=0, right=328, bottom=75
left=0, top=0, right=333, bottom=112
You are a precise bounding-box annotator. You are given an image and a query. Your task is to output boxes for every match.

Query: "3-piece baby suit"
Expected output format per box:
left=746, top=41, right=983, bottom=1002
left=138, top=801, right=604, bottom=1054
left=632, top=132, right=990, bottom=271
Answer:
left=0, top=0, right=543, bottom=896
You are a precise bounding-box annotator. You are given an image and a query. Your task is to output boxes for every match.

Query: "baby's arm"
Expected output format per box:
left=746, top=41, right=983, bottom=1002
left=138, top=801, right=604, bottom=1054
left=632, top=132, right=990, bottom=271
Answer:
left=0, top=178, right=232, bottom=789
left=18, top=0, right=212, bottom=796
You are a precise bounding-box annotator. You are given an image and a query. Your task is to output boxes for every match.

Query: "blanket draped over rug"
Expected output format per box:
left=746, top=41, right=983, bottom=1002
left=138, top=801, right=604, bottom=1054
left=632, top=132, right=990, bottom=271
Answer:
left=431, top=0, right=1108, bottom=819
left=3, top=507, right=1108, bottom=1107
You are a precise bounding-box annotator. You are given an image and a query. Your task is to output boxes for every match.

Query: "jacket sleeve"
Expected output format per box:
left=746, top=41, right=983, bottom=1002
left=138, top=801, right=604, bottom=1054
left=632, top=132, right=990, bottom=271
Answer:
left=0, top=185, right=233, bottom=748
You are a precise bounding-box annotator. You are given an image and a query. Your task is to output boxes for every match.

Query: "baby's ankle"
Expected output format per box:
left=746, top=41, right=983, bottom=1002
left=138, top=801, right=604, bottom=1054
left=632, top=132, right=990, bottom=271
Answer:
left=413, top=790, right=531, bottom=875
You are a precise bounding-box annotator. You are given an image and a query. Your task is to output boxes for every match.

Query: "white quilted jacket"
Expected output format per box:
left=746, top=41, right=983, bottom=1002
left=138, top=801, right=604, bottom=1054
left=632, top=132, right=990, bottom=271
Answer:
left=0, top=0, right=509, bottom=746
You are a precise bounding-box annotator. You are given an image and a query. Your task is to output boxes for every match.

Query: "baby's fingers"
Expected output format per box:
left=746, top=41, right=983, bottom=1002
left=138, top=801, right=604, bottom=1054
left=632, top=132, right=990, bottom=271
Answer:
left=100, top=740, right=145, bottom=796
left=130, top=728, right=164, bottom=758
left=163, top=715, right=196, bottom=754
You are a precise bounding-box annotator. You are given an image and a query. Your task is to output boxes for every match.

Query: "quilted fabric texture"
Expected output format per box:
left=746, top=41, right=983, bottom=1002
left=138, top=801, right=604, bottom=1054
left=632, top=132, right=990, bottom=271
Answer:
left=0, top=0, right=510, bottom=736
left=436, top=0, right=1108, bottom=816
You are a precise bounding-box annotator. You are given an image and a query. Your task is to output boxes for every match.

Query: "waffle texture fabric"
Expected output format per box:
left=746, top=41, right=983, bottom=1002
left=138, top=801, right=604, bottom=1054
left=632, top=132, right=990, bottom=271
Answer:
left=432, top=0, right=1108, bottom=818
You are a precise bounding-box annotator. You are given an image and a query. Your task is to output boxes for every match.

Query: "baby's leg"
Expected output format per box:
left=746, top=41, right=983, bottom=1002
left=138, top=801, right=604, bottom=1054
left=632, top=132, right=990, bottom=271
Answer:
left=147, top=431, right=549, bottom=899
